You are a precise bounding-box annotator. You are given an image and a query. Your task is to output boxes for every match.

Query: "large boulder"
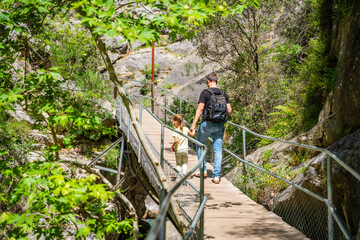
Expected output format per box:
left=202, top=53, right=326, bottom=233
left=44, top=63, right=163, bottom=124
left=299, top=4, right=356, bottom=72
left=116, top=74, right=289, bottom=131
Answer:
left=113, top=47, right=182, bottom=81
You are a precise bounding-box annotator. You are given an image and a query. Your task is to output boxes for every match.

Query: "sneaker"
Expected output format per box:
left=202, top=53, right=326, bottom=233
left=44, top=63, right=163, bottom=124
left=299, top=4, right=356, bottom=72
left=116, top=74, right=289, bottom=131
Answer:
left=212, top=176, right=220, bottom=184
left=194, top=171, right=207, bottom=178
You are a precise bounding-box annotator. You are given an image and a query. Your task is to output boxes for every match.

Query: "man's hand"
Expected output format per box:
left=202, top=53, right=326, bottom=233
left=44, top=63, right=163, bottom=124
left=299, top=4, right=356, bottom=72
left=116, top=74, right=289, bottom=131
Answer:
left=188, top=127, right=196, bottom=137
left=191, top=103, right=204, bottom=133
left=190, top=123, right=196, bottom=133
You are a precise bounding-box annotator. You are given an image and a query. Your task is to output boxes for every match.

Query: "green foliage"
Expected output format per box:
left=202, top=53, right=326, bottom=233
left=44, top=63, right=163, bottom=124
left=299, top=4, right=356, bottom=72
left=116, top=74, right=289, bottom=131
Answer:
left=261, top=149, right=273, bottom=162
left=0, top=112, right=32, bottom=167
left=7, top=120, right=33, bottom=138
left=140, top=98, right=152, bottom=108
left=104, top=147, right=120, bottom=169
left=272, top=44, right=303, bottom=73
left=169, top=98, right=196, bottom=126
left=71, top=0, right=257, bottom=43
left=197, top=0, right=340, bottom=153
left=143, top=64, right=160, bottom=80
left=235, top=162, right=299, bottom=203
left=40, top=20, right=102, bottom=79
left=0, top=162, right=133, bottom=239
left=288, top=152, right=311, bottom=167
left=140, top=64, right=160, bottom=96
left=140, top=84, right=151, bottom=96
left=22, top=70, right=115, bottom=150
left=259, top=103, right=301, bottom=146
left=162, top=82, right=178, bottom=90
left=0, top=1, right=260, bottom=239
left=332, top=0, right=359, bottom=17
left=266, top=36, right=337, bottom=142
left=76, top=71, right=109, bottom=94
left=297, top=38, right=337, bottom=128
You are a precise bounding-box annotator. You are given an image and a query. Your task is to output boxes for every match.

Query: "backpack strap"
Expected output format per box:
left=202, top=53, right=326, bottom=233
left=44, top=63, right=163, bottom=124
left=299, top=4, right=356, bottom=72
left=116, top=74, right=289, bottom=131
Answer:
left=206, top=88, right=224, bottom=96
left=205, top=88, right=214, bottom=95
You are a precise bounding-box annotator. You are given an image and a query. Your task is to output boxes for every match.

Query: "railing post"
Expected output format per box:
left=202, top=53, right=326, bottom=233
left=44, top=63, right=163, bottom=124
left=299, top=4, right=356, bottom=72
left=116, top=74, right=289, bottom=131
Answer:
left=159, top=187, right=167, bottom=240
left=119, top=98, right=122, bottom=129
left=151, top=83, right=155, bottom=114
left=164, top=91, right=167, bottom=123
left=200, top=146, right=205, bottom=240
left=160, top=123, right=164, bottom=168
left=127, top=115, right=130, bottom=142
left=138, top=138, right=141, bottom=163
left=151, top=41, right=155, bottom=114
left=242, top=129, right=247, bottom=193
left=116, top=136, right=125, bottom=185
left=327, top=156, right=334, bottom=240
left=139, top=103, right=143, bottom=126
left=180, top=99, right=182, bottom=114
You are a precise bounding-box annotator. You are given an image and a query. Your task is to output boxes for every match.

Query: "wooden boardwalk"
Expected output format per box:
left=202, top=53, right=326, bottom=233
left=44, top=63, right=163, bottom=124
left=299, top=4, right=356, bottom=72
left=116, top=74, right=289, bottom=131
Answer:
left=137, top=109, right=307, bottom=240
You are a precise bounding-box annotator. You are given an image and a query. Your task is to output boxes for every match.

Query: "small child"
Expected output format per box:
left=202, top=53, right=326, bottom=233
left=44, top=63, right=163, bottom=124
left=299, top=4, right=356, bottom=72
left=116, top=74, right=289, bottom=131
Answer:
left=171, top=114, right=195, bottom=178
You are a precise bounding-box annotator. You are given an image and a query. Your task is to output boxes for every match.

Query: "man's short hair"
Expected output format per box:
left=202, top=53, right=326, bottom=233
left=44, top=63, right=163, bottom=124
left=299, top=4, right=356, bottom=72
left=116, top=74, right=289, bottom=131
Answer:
left=206, top=72, right=218, bottom=82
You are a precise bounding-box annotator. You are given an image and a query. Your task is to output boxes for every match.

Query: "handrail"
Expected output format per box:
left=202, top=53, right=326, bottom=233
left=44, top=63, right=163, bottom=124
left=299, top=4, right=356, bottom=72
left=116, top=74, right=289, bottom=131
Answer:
left=229, top=122, right=360, bottom=181
left=146, top=149, right=208, bottom=240
left=117, top=89, right=208, bottom=239
left=109, top=75, right=360, bottom=240
left=114, top=77, right=360, bottom=180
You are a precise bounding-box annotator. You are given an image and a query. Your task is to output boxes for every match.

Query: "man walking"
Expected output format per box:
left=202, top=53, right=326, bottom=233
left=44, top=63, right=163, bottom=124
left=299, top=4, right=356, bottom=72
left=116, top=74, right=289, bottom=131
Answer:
left=190, top=73, right=232, bottom=184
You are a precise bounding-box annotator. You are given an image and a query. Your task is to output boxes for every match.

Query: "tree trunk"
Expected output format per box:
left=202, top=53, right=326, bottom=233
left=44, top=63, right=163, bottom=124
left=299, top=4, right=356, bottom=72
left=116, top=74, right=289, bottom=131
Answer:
left=77, top=8, right=187, bottom=235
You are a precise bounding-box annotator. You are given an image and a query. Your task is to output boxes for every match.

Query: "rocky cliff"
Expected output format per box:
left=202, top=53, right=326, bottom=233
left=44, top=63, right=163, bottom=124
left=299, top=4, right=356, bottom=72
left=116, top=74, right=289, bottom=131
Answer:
left=304, top=4, right=360, bottom=147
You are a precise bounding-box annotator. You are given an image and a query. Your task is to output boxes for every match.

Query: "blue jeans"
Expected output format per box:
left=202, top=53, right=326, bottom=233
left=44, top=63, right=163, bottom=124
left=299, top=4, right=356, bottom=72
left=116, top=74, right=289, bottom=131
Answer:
left=196, top=121, right=225, bottom=177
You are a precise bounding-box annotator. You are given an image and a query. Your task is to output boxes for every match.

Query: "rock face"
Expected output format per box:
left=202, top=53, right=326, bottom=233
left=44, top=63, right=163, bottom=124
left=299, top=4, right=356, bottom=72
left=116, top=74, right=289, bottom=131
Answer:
left=110, top=38, right=221, bottom=103
left=113, top=47, right=181, bottom=81
left=307, top=7, right=360, bottom=147
left=104, top=36, right=129, bottom=54
left=272, top=130, right=360, bottom=239
left=225, top=130, right=360, bottom=239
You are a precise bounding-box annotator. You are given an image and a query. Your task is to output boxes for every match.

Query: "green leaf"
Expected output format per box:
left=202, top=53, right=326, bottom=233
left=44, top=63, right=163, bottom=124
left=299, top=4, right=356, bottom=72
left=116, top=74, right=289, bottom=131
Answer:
left=0, top=213, right=8, bottom=224
left=105, top=223, right=116, bottom=234
left=0, top=12, right=10, bottom=23
left=77, top=226, right=91, bottom=238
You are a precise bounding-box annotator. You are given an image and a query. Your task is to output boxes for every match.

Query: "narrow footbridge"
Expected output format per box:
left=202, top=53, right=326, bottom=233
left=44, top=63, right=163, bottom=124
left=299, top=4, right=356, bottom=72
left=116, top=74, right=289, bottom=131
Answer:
left=96, top=78, right=360, bottom=240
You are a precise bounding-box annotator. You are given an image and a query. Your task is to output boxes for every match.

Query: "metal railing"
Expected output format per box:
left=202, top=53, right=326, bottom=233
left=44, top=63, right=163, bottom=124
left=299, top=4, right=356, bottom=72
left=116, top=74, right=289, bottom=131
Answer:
left=115, top=91, right=208, bottom=239
left=110, top=77, right=360, bottom=240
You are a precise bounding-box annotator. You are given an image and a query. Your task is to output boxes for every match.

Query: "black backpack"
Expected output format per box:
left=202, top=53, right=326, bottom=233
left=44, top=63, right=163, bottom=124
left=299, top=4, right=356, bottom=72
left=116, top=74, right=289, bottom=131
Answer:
left=205, top=88, right=228, bottom=123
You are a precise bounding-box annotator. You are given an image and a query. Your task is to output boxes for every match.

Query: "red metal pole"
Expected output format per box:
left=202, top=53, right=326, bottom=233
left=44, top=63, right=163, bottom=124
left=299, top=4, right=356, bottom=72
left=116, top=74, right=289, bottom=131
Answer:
left=151, top=41, right=155, bottom=113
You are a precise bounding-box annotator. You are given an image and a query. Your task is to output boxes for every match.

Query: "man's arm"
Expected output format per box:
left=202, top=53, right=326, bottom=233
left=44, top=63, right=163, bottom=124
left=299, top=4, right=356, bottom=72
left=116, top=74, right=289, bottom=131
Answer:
left=227, top=103, right=232, bottom=115
left=190, top=103, right=205, bottom=132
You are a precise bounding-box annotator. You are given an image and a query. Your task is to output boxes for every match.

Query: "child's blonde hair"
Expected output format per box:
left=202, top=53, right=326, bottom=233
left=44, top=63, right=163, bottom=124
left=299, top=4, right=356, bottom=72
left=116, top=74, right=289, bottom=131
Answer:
left=171, top=114, right=184, bottom=131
